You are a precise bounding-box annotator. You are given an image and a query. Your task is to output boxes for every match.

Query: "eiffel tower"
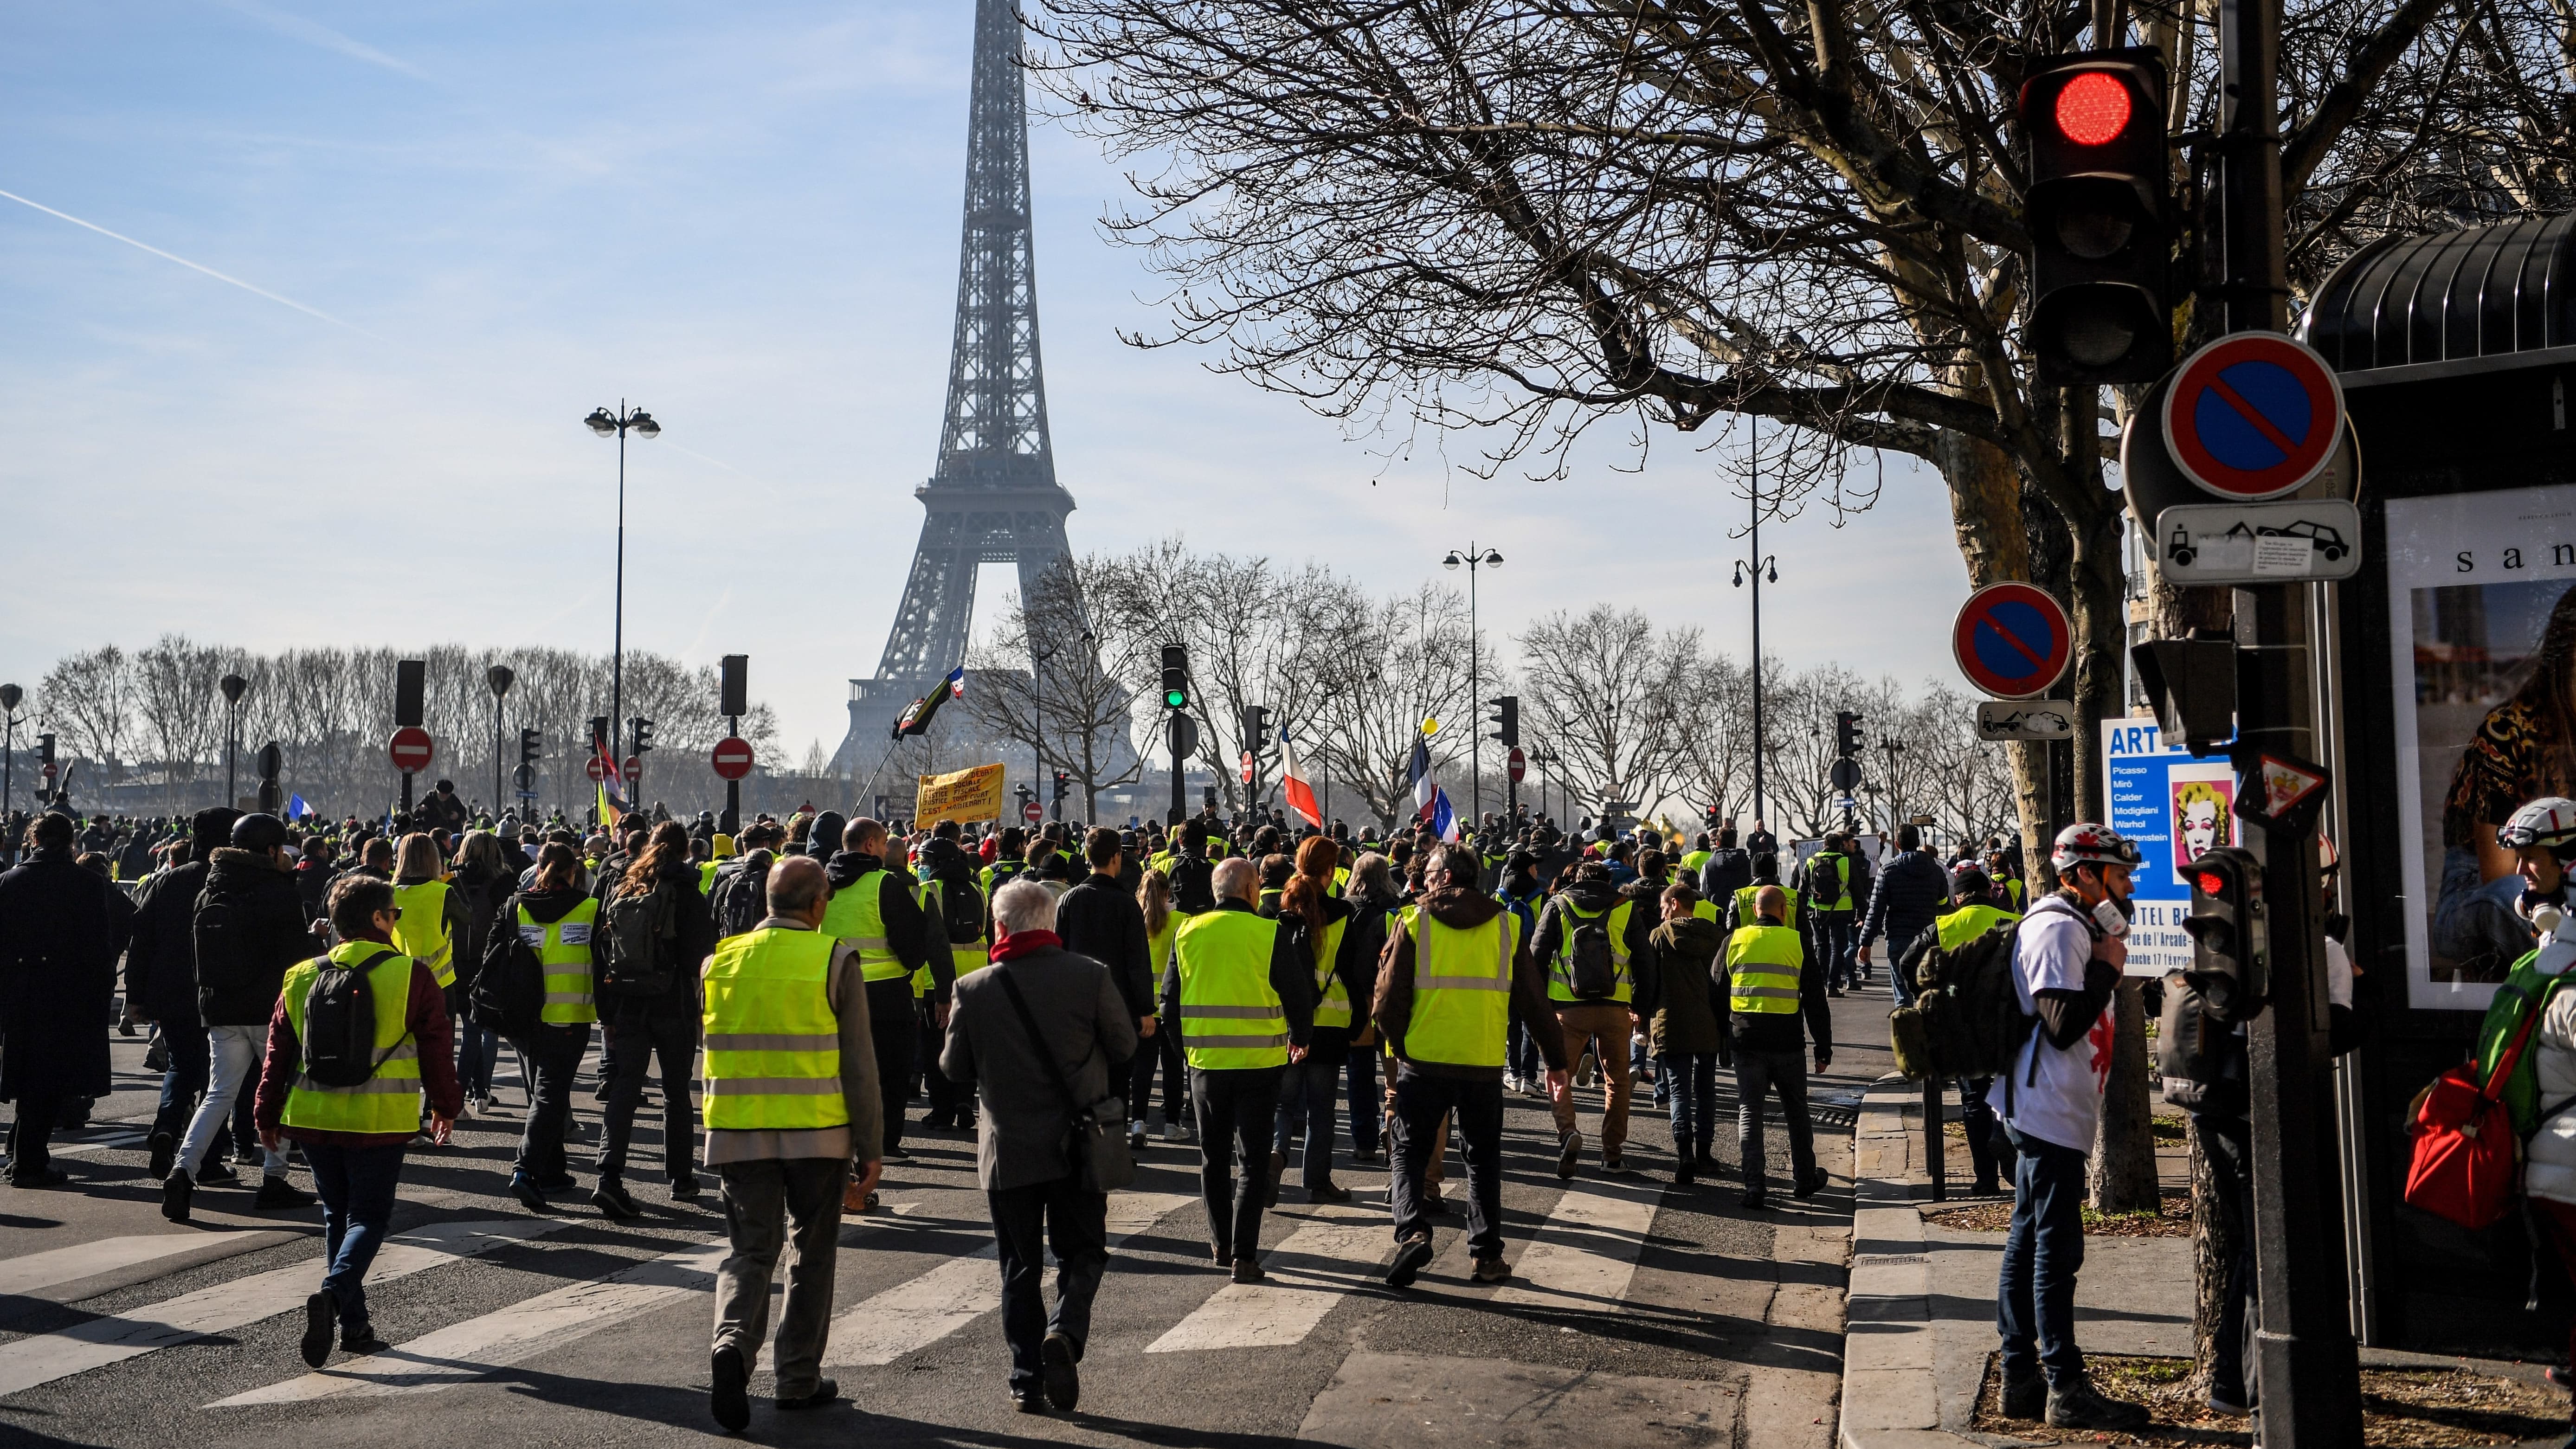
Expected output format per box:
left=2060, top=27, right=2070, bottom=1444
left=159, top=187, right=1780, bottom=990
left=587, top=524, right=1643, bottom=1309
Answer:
left=834, top=0, right=1074, bottom=767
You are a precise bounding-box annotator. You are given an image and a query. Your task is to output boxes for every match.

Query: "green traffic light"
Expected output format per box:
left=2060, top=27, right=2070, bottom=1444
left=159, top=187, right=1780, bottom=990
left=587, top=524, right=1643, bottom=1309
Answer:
left=1165, top=688, right=1188, bottom=708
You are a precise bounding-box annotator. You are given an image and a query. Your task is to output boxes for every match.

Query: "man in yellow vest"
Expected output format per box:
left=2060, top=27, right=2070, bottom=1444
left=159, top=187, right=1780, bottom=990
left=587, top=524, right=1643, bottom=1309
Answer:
left=1371, top=844, right=1568, bottom=1286
left=1531, top=861, right=1662, bottom=1178
left=1801, top=834, right=1857, bottom=994
left=1718, top=885, right=1832, bottom=1209
left=1160, top=856, right=1315, bottom=1283
left=1895, top=865, right=2023, bottom=1195
left=253, top=877, right=461, bottom=1370
left=820, top=817, right=946, bottom=1163
left=702, top=855, right=884, bottom=1432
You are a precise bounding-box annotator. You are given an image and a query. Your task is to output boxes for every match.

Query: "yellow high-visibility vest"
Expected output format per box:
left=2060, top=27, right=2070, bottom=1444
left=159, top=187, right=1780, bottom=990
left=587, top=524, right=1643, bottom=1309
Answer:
left=1173, top=908, right=1288, bottom=1069
left=518, top=898, right=599, bottom=1026
left=1725, top=924, right=1805, bottom=1015
left=702, top=927, right=847, bottom=1131
left=819, top=871, right=906, bottom=982
left=1733, top=884, right=1806, bottom=933
left=391, top=881, right=456, bottom=989
left=280, top=942, right=421, bottom=1135
left=1546, top=899, right=1635, bottom=1004
left=1399, top=905, right=1514, bottom=1068
left=1308, top=914, right=1352, bottom=1030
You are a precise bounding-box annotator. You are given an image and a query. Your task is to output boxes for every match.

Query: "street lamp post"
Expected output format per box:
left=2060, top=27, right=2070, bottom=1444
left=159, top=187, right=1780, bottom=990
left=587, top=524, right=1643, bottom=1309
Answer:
left=1441, top=544, right=1503, bottom=826
left=583, top=403, right=662, bottom=773
left=487, top=665, right=516, bottom=820
left=219, top=675, right=248, bottom=806
left=0, top=683, right=19, bottom=863
left=1731, top=417, right=1778, bottom=833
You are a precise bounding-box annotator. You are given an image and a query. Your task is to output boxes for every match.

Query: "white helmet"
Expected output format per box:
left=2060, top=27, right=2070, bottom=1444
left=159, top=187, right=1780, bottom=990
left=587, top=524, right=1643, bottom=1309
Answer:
left=2051, top=822, right=2141, bottom=874
left=2501, top=798, right=2576, bottom=860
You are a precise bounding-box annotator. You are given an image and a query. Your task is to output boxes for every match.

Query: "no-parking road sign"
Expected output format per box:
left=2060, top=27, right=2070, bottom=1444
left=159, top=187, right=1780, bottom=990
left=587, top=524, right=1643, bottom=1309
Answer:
left=2161, top=332, right=2345, bottom=501
left=1952, top=582, right=2074, bottom=699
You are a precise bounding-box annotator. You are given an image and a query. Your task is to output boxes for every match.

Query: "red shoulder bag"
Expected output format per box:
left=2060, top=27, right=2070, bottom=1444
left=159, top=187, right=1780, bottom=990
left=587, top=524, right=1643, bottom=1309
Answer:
left=2405, top=1005, right=2543, bottom=1231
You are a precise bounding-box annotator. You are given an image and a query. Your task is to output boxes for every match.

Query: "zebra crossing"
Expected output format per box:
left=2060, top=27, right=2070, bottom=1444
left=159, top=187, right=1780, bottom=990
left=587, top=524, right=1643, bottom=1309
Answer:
left=0, top=1161, right=1702, bottom=1417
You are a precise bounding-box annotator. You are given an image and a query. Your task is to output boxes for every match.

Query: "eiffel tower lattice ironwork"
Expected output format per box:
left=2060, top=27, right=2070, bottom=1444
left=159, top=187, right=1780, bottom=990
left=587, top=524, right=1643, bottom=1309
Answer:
left=836, top=0, right=1074, bottom=768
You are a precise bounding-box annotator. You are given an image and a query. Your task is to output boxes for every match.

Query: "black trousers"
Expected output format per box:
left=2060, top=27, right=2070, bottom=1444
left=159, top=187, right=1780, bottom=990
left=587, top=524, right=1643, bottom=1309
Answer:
left=1390, top=1071, right=1507, bottom=1258
left=1128, top=1018, right=1185, bottom=1127
left=513, top=1024, right=589, bottom=1182
left=7, top=1091, right=61, bottom=1182
left=1189, top=1066, right=1282, bottom=1263
left=989, top=1172, right=1108, bottom=1394
left=866, top=979, right=917, bottom=1153
left=921, top=1003, right=971, bottom=1125
left=600, top=998, right=697, bottom=1182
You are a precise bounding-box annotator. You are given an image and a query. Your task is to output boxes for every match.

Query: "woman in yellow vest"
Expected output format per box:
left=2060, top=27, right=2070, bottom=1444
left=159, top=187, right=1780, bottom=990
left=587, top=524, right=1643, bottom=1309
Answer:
left=389, top=832, right=469, bottom=1006
left=1269, top=838, right=1371, bottom=1205
left=1135, top=868, right=1189, bottom=1143
left=493, top=844, right=601, bottom=1212
left=253, top=876, right=461, bottom=1370
left=1647, top=883, right=1726, bottom=1185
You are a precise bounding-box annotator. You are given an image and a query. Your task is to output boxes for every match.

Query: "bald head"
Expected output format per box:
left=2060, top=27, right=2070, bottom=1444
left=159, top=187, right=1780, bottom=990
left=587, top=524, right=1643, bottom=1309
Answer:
left=768, top=855, right=831, bottom=922
left=1212, top=857, right=1260, bottom=904
left=1754, top=884, right=1789, bottom=923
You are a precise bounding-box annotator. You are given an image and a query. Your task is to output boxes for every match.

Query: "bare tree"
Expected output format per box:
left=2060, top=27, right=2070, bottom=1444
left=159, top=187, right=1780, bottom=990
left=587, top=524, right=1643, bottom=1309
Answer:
left=38, top=645, right=135, bottom=780
left=1304, top=581, right=1481, bottom=831
left=1515, top=605, right=1697, bottom=819
left=966, top=556, right=1149, bottom=820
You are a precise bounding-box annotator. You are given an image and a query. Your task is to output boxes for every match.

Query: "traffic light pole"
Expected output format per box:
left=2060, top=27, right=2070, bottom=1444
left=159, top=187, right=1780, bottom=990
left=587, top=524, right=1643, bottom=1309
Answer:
left=2219, top=0, right=2359, bottom=1433
left=724, top=712, right=741, bottom=837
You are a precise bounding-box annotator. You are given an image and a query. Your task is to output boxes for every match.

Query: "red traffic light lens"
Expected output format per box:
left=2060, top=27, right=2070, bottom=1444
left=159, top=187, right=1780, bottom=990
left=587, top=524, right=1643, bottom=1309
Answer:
left=2054, top=71, right=2132, bottom=145
left=2196, top=871, right=2224, bottom=895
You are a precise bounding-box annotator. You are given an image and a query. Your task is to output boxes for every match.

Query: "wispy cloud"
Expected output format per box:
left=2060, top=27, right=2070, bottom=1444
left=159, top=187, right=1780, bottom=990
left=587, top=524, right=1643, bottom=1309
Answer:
left=0, top=187, right=376, bottom=336
left=210, top=0, right=429, bottom=80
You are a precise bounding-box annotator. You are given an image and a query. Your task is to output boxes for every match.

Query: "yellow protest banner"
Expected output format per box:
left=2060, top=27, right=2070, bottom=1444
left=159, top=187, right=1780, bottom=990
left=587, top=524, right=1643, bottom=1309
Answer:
left=914, top=763, right=1007, bottom=827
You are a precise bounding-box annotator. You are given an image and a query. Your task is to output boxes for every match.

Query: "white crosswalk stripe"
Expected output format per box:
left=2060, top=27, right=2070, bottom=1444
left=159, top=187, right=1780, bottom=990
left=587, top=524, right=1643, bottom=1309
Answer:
left=1487, top=1174, right=1664, bottom=1311
left=208, top=1238, right=728, bottom=1406
left=0, top=1219, right=562, bottom=1400
left=821, top=1189, right=1194, bottom=1367
left=1145, top=1200, right=1386, bottom=1352
left=0, top=1231, right=296, bottom=1302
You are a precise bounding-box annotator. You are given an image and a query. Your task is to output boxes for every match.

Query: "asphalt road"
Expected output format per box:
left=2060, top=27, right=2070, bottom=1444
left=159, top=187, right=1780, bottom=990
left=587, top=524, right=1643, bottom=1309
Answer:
left=0, top=983, right=1901, bottom=1449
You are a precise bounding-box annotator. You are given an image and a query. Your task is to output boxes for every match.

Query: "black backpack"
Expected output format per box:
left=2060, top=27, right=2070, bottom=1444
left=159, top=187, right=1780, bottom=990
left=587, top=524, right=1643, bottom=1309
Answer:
left=599, top=882, right=681, bottom=997
left=1170, top=855, right=1217, bottom=914
left=713, top=853, right=773, bottom=940
left=468, top=896, right=546, bottom=1038
left=1888, top=921, right=2029, bottom=1080
left=934, top=872, right=984, bottom=952
left=2155, top=969, right=2248, bottom=1114
left=302, top=950, right=406, bottom=1088
left=1564, top=907, right=1620, bottom=1001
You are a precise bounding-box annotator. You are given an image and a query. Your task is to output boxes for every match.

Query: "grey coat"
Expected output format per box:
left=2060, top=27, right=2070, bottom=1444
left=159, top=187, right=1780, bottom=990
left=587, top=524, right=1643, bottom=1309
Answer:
left=940, top=944, right=1138, bottom=1191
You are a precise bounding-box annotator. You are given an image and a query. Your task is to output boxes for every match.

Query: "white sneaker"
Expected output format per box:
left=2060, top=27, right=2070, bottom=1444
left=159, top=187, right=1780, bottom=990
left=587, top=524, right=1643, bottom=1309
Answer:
left=1162, top=1122, right=1187, bottom=1143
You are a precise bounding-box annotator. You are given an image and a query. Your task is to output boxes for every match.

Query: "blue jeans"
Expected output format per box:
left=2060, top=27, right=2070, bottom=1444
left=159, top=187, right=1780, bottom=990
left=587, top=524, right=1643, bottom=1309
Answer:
left=1996, top=1127, right=2090, bottom=1386
left=1660, top=1051, right=1716, bottom=1157
left=151, top=1019, right=211, bottom=1143
left=304, top=1141, right=405, bottom=1335
left=457, top=1021, right=500, bottom=1098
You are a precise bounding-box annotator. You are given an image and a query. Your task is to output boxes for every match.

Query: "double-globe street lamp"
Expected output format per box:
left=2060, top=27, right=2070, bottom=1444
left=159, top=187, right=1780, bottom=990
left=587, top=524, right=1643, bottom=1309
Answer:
left=1441, top=544, right=1502, bottom=825
left=584, top=404, right=661, bottom=772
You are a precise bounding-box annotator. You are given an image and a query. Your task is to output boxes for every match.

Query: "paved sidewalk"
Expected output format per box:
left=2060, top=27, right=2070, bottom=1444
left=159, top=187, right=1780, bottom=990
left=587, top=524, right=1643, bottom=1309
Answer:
left=1838, top=1074, right=2191, bottom=1447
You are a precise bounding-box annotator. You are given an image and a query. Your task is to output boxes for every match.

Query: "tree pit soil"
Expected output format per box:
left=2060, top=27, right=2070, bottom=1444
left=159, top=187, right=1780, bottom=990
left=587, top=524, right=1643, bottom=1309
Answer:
left=1973, top=1354, right=2569, bottom=1447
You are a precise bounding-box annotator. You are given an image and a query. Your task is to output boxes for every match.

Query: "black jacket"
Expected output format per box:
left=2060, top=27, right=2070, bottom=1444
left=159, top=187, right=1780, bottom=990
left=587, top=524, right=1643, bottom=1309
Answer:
left=598, top=857, right=718, bottom=1012
left=1056, top=871, right=1154, bottom=1018
left=0, top=848, right=132, bottom=1100
left=711, top=851, right=774, bottom=940
left=1698, top=847, right=1753, bottom=902
left=1860, top=849, right=1951, bottom=955
left=193, top=848, right=315, bottom=1027
left=125, top=859, right=212, bottom=1025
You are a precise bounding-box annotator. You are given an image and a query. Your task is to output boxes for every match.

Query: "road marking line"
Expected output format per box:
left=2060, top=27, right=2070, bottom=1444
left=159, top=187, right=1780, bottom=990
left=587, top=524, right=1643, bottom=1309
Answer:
left=0, top=1220, right=560, bottom=1399
left=0, top=1232, right=278, bottom=1301
left=1145, top=1202, right=1384, bottom=1352
left=207, top=1238, right=727, bottom=1406
left=821, top=1189, right=1193, bottom=1367
left=1487, top=1174, right=1664, bottom=1311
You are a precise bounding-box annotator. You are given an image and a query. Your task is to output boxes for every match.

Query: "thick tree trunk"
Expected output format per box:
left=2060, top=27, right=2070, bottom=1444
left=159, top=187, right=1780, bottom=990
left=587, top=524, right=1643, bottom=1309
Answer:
left=2092, top=977, right=2164, bottom=1209
left=2184, top=1113, right=2235, bottom=1399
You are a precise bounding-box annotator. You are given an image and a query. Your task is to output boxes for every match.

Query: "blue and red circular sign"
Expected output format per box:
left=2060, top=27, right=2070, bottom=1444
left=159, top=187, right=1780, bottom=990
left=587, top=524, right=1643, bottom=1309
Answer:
left=1952, top=582, right=2073, bottom=699
left=2160, top=333, right=2345, bottom=501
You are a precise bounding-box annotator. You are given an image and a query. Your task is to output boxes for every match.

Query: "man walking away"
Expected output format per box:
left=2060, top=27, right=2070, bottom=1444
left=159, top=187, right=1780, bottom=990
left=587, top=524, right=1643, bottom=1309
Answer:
left=1162, top=857, right=1314, bottom=1282
left=702, top=855, right=882, bottom=1433
left=1895, top=865, right=2022, bottom=1194
left=496, top=845, right=597, bottom=1211
left=596, top=821, right=717, bottom=1216
left=1530, top=861, right=1660, bottom=1175
left=0, top=812, right=133, bottom=1186
left=1372, top=845, right=1567, bottom=1286
left=1271, top=837, right=1372, bottom=1204
left=942, top=880, right=1138, bottom=1414
left=167, top=813, right=316, bottom=1221
left=821, top=818, right=944, bottom=1166
left=129, top=808, right=236, bottom=1180
left=1646, top=883, right=1725, bottom=1185
left=1803, top=837, right=1856, bottom=993
left=1698, top=827, right=1752, bottom=904
left=255, top=877, right=460, bottom=1366
left=1858, top=825, right=1951, bottom=1006
left=1717, top=886, right=1832, bottom=1207
left=1055, top=828, right=1158, bottom=1146
left=1993, top=824, right=2149, bottom=1432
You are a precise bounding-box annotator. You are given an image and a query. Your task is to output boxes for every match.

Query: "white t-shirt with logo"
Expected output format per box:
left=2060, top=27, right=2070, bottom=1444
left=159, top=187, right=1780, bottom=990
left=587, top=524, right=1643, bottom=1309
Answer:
left=1999, top=894, right=2115, bottom=1155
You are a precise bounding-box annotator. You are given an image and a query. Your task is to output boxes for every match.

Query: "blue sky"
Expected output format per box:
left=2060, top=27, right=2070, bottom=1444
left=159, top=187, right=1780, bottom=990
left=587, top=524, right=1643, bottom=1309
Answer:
left=0, top=1, right=1973, bottom=761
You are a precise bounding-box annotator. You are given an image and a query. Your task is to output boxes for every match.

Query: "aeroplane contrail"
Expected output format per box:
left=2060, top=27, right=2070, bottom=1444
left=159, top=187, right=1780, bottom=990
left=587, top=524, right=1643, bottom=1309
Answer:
left=0, top=186, right=375, bottom=337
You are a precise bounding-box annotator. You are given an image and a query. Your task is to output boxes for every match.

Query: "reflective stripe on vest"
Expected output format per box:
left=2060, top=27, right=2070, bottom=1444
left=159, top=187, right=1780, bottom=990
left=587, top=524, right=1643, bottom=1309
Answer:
left=1402, top=905, right=1513, bottom=1068
left=1309, top=915, right=1351, bottom=1030
left=1174, top=908, right=1288, bottom=1069
left=518, top=898, right=599, bottom=1025
left=1935, top=904, right=2021, bottom=952
left=1725, top=925, right=1805, bottom=1014
left=280, top=942, right=421, bottom=1134
left=819, top=870, right=905, bottom=981
left=1733, top=884, right=1805, bottom=932
left=1547, top=899, right=1635, bottom=1003
left=702, top=927, right=848, bottom=1130
left=391, top=880, right=456, bottom=989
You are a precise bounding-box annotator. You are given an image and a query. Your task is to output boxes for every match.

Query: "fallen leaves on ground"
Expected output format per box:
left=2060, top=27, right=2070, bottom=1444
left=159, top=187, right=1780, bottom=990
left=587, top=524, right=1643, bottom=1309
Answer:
left=1972, top=1354, right=2569, bottom=1446
left=1924, top=1188, right=2192, bottom=1237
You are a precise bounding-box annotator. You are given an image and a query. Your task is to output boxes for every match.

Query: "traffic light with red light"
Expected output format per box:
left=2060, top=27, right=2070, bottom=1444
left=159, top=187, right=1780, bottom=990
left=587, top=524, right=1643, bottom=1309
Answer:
left=1835, top=711, right=1864, bottom=758
left=2021, top=48, right=2173, bottom=384
left=2183, top=845, right=2266, bottom=1019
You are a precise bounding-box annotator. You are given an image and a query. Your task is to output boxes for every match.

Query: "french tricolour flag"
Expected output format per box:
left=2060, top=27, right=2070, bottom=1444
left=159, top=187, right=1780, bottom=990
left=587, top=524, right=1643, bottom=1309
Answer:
left=1405, top=737, right=1461, bottom=842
